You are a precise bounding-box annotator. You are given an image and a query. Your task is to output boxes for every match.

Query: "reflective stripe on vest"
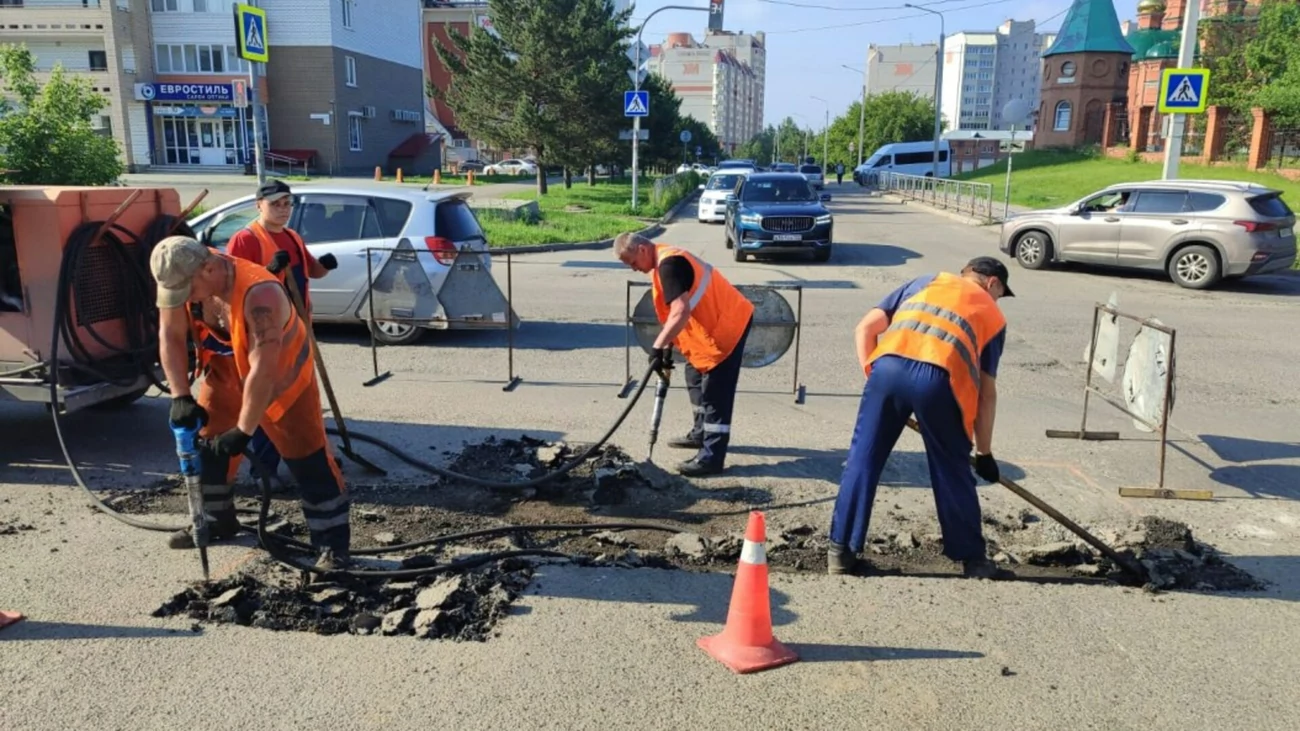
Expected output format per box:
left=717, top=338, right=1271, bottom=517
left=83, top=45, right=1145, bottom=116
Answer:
left=885, top=302, right=982, bottom=387
left=226, top=255, right=316, bottom=423
left=650, top=244, right=754, bottom=373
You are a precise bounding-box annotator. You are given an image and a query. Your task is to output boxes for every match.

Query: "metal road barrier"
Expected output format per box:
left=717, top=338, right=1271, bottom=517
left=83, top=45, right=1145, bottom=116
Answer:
left=878, top=171, right=996, bottom=222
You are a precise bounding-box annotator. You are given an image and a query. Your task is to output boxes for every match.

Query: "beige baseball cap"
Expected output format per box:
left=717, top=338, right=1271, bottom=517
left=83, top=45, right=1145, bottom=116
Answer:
left=151, top=235, right=212, bottom=309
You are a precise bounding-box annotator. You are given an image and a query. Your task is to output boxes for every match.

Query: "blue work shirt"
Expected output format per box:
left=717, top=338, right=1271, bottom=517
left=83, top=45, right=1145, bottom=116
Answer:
left=874, top=275, right=1006, bottom=378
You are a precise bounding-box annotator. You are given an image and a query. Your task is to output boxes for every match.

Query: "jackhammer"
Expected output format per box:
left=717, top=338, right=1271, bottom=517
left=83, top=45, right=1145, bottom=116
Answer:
left=171, top=420, right=210, bottom=581
left=646, top=358, right=673, bottom=462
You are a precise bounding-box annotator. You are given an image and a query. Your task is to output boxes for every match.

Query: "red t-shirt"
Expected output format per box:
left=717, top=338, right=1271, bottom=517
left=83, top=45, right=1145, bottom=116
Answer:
left=227, top=226, right=315, bottom=269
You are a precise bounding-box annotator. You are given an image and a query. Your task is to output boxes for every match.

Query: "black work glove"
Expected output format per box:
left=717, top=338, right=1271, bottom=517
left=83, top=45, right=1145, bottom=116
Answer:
left=211, top=428, right=253, bottom=457
left=169, top=395, right=208, bottom=431
left=973, top=453, right=1000, bottom=484
left=317, top=253, right=338, bottom=271
left=648, top=347, right=674, bottom=374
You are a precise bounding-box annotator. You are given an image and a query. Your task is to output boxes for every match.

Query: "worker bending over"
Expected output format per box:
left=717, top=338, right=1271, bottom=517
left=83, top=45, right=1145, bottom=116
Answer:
left=153, top=236, right=351, bottom=570
left=615, top=233, right=754, bottom=476
left=226, top=180, right=337, bottom=478
left=828, top=256, right=1013, bottom=579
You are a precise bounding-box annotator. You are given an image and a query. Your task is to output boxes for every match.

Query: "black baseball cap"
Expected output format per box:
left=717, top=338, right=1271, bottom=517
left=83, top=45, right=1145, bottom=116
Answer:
left=965, top=256, right=1015, bottom=297
left=256, top=179, right=292, bottom=202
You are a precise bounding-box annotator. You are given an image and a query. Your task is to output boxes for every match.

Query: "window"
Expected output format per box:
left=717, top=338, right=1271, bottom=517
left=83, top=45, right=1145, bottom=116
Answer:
left=295, top=196, right=383, bottom=244
left=155, top=44, right=248, bottom=74
left=1186, top=192, right=1227, bottom=212
left=1053, top=100, right=1071, bottom=131
left=348, top=115, right=363, bottom=151
left=341, top=0, right=354, bottom=28
left=151, top=0, right=178, bottom=10
left=1131, top=192, right=1189, bottom=214
left=88, top=50, right=107, bottom=71
left=434, top=200, right=486, bottom=243
left=193, top=0, right=207, bottom=10
left=345, top=56, right=357, bottom=87
left=1060, top=61, right=1076, bottom=77
left=372, top=198, right=413, bottom=237
left=1247, top=194, right=1293, bottom=217
left=205, top=203, right=259, bottom=250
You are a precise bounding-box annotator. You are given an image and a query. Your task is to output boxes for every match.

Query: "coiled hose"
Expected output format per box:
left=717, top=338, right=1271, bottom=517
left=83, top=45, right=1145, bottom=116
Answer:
left=47, top=213, right=684, bottom=578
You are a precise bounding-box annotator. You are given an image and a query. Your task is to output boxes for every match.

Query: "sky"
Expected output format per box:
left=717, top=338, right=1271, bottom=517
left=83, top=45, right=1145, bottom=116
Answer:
left=627, top=0, right=1092, bottom=128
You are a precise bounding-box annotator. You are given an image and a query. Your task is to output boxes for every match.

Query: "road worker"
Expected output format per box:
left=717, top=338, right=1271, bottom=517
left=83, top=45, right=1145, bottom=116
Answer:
left=153, top=236, right=351, bottom=570
left=226, top=179, right=337, bottom=477
left=615, top=232, right=754, bottom=476
left=827, top=256, right=1013, bottom=579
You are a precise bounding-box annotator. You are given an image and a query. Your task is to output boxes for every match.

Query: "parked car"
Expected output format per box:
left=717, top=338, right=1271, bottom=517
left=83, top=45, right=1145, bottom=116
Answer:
left=676, top=163, right=694, bottom=174
left=854, top=140, right=952, bottom=184
left=999, top=180, right=1298, bottom=290
left=696, top=168, right=751, bottom=223
left=188, top=185, right=494, bottom=345
left=724, top=172, right=834, bottom=262
left=799, top=164, right=825, bottom=190
left=717, top=159, right=758, bottom=172
left=483, top=159, right=537, bottom=176
left=457, top=160, right=486, bottom=174
left=773, top=163, right=798, bottom=173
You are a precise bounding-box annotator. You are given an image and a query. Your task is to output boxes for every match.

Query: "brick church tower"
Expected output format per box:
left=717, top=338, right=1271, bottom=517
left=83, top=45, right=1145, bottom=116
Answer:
left=1036, top=0, right=1135, bottom=148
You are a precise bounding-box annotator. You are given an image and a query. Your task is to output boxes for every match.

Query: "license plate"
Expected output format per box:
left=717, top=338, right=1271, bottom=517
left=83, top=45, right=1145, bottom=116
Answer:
left=1281, top=227, right=1294, bottom=238
left=773, top=234, right=802, bottom=242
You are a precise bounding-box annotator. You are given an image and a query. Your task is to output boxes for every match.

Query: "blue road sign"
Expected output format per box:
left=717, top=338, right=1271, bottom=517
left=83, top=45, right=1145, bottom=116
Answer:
left=1158, top=69, right=1209, bottom=114
left=624, top=90, right=649, bottom=118
left=234, top=3, right=268, bottom=63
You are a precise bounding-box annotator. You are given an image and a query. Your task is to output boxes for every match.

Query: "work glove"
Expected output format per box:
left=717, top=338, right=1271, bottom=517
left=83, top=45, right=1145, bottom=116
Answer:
left=318, top=253, right=338, bottom=271
left=973, top=453, right=1000, bottom=484
left=169, top=395, right=208, bottom=431
left=211, top=428, right=253, bottom=458
left=648, top=347, right=674, bottom=374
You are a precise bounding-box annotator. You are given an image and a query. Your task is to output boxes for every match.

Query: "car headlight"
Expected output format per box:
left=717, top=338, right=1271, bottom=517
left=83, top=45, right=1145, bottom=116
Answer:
left=739, top=213, right=762, bottom=225
left=815, top=214, right=832, bottom=225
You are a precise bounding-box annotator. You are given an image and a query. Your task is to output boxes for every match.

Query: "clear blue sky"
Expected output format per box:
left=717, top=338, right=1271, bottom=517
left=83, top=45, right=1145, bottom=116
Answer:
left=629, top=0, right=1084, bottom=128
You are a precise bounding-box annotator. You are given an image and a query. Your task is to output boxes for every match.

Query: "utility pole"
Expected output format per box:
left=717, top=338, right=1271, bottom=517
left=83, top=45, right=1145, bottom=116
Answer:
left=630, top=5, right=708, bottom=212
left=842, top=64, right=866, bottom=168
left=907, top=3, right=945, bottom=178
left=1161, top=0, right=1201, bottom=180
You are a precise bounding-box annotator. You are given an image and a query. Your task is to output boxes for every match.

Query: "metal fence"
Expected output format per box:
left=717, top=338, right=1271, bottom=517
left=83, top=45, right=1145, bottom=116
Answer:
left=650, top=172, right=696, bottom=208
left=877, top=171, right=996, bottom=222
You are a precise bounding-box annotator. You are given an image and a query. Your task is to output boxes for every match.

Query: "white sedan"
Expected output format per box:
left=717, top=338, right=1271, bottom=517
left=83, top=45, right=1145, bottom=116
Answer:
left=696, top=169, right=750, bottom=223
left=483, top=159, right=537, bottom=176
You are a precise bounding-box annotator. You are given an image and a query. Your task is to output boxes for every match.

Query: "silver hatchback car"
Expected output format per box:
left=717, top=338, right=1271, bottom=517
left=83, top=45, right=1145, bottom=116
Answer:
left=999, top=180, right=1297, bottom=289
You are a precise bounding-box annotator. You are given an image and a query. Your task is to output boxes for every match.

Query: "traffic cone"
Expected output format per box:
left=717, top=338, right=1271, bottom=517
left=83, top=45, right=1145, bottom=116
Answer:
left=396, top=168, right=404, bottom=183
left=374, top=166, right=382, bottom=181
left=697, top=511, right=799, bottom=674
left=0, top=609, right=24, bottom=632
left=433, top=169, right=441, bottom=184
left=467, top=170, right=475, bottom=185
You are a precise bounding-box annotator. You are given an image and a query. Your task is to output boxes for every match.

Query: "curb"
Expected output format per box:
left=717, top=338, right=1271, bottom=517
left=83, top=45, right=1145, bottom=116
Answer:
left=492, top=188, right=699, bottom=255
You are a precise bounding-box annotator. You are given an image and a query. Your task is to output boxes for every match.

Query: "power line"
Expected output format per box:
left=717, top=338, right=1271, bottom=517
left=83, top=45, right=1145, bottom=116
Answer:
left=755, top=0, right=971, bottom=12
left=762, top=0, right=1018, bottom=35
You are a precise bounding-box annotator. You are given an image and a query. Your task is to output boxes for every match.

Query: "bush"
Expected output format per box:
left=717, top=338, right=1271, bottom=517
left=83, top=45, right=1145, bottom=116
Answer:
left=649, top=170, right=701, bottom=215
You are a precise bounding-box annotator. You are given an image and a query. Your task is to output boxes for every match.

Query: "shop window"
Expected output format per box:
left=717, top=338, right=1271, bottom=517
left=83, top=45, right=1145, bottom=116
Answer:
left=1053, top=100, right=1071, bottom=131
left=348, top=115, right=363, bottom=152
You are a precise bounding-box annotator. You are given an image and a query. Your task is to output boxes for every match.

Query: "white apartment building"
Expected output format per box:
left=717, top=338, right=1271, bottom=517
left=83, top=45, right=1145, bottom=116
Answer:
left=650, top=30, right=765, bottom=152
left=865, top=43, right=939, bottom=99
left=940, top=19, right=1056, bottom=131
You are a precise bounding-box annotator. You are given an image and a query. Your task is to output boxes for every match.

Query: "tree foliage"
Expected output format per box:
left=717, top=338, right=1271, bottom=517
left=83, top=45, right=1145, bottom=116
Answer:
left=674, top=114, right=721, bottom=164
left=735, top=92, right=937, bottom=169
left=1245, top=0, right=1300, bottom=128
left=0, top=44, right=122, bottom=185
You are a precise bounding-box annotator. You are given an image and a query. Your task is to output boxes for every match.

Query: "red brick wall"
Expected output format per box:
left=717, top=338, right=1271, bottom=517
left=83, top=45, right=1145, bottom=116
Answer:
left=425, top=21, right=471, bottom=130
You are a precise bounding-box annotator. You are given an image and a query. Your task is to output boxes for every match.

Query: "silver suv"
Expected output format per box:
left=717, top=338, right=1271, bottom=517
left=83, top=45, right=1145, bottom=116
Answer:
left=999, top=180, right=1297, bottom=289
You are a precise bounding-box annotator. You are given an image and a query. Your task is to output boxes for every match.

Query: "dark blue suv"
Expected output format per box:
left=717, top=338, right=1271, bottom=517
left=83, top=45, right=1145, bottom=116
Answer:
left=724, top=173, right=834, bottom=262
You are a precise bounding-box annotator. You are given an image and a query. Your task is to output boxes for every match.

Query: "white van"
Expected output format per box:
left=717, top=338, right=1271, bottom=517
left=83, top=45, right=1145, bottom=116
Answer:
left=854, top=140, right=952, bottom=185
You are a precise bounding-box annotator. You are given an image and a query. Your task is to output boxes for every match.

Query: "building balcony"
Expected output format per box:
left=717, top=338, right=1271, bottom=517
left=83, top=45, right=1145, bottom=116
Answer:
left=0, top=1, right=109, bottom=37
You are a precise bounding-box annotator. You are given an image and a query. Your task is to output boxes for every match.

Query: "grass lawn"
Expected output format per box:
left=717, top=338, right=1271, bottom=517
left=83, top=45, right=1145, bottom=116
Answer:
left=955, top=148, right=1300, bottom=210
left=481, top=179, right=686, bottom=247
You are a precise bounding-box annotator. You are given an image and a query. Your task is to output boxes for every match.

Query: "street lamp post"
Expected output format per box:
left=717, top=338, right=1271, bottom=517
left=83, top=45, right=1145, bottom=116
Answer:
left=906, top=3, right=945, bottom=178
left=842, top=64, right=866, bottom=168
left=811, top=95, right=829, bottom=168
left=1161, top=0, right=1201, bottom=180
left=631, top=4, right=709, bottom=212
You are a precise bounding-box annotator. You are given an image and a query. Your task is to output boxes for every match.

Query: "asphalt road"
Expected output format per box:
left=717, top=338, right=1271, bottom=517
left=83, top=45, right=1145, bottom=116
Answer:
left=4, top=182, right=1300, bottom=730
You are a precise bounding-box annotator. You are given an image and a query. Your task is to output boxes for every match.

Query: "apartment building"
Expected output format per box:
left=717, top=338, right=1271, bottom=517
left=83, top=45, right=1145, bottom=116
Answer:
left=865, top=43, right=939, bottom=99
left=0, top=0, right=153, bottom=171
left=939, top=19, right=1055, bottom=131
left=649, top=30, right=764, bottom=152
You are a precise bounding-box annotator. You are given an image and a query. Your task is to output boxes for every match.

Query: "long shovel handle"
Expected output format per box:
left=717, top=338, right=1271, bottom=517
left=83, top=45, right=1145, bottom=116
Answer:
left=904, top=418, right=1146, bottom=580
left=281, top=275, right=351, bottom=448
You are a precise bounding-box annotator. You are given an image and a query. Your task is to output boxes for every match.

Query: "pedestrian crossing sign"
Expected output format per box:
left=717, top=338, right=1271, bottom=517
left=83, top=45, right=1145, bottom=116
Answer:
left=624, top=90, right=649, bottom=118
left=1158, top=68, right=1209, bottom=114
left=234, top=3, right=269, bottom=64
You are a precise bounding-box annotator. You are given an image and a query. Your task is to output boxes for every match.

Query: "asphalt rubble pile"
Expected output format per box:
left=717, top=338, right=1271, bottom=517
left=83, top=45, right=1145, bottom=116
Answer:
left=443, top=435, right=649, bottom=504
left=153, top=558, right=535, bottom=640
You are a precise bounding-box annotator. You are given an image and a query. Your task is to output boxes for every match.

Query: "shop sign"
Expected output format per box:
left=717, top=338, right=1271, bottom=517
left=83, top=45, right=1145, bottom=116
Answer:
left=135, top=83, right=245, bottom=103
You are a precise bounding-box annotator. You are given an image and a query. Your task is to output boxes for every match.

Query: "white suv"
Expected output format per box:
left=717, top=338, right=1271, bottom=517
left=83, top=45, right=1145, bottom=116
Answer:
left=697, top=169, right=751, bottom=223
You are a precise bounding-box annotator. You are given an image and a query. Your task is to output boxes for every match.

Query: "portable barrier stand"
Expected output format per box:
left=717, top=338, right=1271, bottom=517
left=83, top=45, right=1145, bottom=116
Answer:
left=1046, top=301, right=1211, bottom=501
left=360, top=241, right=521, bottom=391
left=620, top=281, right=806, bottom=404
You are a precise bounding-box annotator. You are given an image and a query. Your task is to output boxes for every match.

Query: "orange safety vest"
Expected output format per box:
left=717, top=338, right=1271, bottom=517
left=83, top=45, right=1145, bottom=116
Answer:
left=867, top=272, right=1006, bottom=439
left=221, top=254, right=316, bottom=422
left=246, top=220, right=312, bottom=311
left=650, top=244, right=755, bottom=373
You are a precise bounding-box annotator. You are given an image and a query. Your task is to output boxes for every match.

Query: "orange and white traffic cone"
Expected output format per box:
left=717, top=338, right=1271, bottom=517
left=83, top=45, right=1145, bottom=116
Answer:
left=433, top=169, right=442, bottom=184
left=467, top=170, right=475, bottom=185
left=396, top=168, right=404, bottom=183
left=0, top=609, right=24, bottom=632
left=697, top=511, right=799, bottom=674
left=374, top=166, right=382, bottom=181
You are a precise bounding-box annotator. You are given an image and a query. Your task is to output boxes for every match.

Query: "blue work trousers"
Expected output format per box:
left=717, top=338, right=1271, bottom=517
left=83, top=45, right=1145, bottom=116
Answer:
left=685, top=317, right=752, bottom=467
left=829, top=355, right=986, bottom=562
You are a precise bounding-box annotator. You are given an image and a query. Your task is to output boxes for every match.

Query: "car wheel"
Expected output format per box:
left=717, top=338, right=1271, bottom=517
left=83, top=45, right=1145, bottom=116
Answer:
left=724, top=227, right=734, bottom=249
left=813, top=246, right=832, bottom=263
left=1168, top=244, right=1222, bottom=290
left=1014, top=231, right=1052, bottom=270
left=733, top=243, right=747, bottom=262
left=370, top=320, right=426, bottom=346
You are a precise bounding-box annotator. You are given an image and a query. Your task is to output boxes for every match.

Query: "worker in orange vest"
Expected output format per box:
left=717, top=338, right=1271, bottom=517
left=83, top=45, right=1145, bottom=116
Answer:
left=152, top=236, right=351, bottom=570
left=615, top=232, right=754, bottom=476
left=828, top=257, right=1013, bottom=579
left=226, top=179, right=337, bottom=479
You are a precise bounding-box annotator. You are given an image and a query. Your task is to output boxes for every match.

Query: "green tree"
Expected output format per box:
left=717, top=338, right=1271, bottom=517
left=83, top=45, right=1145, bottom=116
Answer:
left=434, top=0, right=630, bottom=195
left=1246, top=0, right=1300, bottom=128
left=0, top=44, right=122, bottom=185
left=674, top=114, right=720, bottom=164
left=638, top=72, right=683, bottom=171
left=733, top=124, right=774, bottom=164
left=812, top=92, right=938, bottom=169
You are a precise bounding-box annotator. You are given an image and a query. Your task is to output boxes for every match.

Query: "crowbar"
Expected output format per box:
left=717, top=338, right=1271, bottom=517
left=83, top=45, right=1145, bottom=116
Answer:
left=269, top=251, right=387, bottom=476
left=905, top=418, right=1146, bottom=581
